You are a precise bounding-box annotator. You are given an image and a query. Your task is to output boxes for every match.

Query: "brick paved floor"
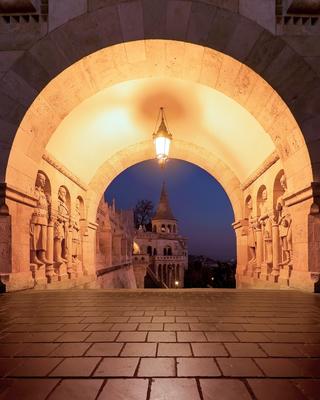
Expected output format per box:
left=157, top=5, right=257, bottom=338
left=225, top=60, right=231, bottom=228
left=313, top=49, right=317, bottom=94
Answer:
left=0, top=289, right=319, bottom=399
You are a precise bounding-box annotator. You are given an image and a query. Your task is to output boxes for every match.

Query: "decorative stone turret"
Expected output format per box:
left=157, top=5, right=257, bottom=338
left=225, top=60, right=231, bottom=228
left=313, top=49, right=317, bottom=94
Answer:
left=152, top=182, right=178, bottom=235
left=135, top=181, right=188, bottom=288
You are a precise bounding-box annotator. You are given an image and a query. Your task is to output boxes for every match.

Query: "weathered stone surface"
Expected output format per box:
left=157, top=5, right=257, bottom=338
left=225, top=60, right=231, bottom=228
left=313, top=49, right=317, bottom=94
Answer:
left=0, top=21, right=47, bottom=51
left=0, top=90, right=26, bottom=125
left=50, top=6, right=122, bottom=65
left=0, top=51, right=23, bottom=75
left=49, top=0, right=87, bottom=32
left=166, top=1, right=192, bottom=41
left=223, top=14, right=263, bottom=62
left=1, top=70, right=38, bottom=107
left=245, top=30, right=285, bottom=75
left=29, top=35, right=70, bottom=79
left=186, top=2, right=217, bottom=45
left=203, top=0, right=238, bottom=12
left=304, top=56, right=320, bottom=78
left=118, top=1, right=144, bottom=41
left=142, top=0, right=168, bottom=39
left=239, top=0, right=275, bottom=34
left=11, top=52, right=50, bottom=92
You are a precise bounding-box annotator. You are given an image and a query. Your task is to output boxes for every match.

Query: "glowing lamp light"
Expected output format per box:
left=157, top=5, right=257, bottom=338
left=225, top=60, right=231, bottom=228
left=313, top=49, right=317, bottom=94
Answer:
left=175, top=280, right=179, bottom=286
left=153, top=107, right=172, bottom=166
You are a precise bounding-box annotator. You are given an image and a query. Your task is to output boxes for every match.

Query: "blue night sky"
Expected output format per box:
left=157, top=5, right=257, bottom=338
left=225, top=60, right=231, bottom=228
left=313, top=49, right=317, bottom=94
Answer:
left=105, top=159, right=236, bottom=260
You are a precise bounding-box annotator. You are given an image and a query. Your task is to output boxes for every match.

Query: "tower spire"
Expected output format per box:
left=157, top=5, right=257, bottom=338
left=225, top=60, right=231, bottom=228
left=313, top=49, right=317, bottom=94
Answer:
left=153, top=181, right=176, bottom=221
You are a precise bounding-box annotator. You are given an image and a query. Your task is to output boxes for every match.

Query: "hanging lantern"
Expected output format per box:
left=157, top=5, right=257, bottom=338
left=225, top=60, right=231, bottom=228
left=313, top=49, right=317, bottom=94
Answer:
left=153, top=107, right=172, bottom=166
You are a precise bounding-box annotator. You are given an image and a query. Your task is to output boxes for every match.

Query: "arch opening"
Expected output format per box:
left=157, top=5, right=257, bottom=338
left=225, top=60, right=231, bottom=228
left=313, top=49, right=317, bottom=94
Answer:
left=0, top=37, right=318, bottom=292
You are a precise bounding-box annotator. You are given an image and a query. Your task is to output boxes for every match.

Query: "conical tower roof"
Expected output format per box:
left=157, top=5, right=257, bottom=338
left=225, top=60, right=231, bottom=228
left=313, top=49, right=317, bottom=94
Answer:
left=153, top=182, right=176, bottom=221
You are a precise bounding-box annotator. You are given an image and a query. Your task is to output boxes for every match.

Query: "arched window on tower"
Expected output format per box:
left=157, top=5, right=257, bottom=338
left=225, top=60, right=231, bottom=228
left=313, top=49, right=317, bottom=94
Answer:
left=147, top=246, right=152, bottom=256
left=153, top=248, right=157, bottom=256
left=168, top=225, right=172, bottom=233
left=153, top=225, right=157, bottom=233
left=164, top=245, right=172, bottom=256
left=161, top=224, right=166, bottom=232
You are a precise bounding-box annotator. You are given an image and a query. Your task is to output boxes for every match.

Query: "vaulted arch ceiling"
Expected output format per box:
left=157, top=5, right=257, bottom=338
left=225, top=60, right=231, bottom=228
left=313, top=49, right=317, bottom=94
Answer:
left=7, top=40, right=310, bottom=202
left=46, top=76, right=274, bottom=184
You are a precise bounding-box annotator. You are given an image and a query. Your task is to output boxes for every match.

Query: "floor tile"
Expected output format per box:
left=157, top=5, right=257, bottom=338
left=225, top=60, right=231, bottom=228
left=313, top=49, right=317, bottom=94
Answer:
left=138, top=357, right=176, bottom=377
left=93, top=357, right=139, bottom=377
left=158, top=343, right=192, bottom=356
left=150, top=378, right=201, bottom=400
left=121, top=342, right=156, bottom=357
left=49, top=342, right=91, bottom=357
left=86, top=342, right=123, bottom=356
left=9, top=358, right=62, bottom=377
left=191, top=343, right=228, bottom=357
left=225, top=343, right=267, bottom=357
left=200, top=379, right=252, bottom=400
left=49, top=357, right=100, bottom=377
left=247, top=379, right=306, bottom=400
left=0, top=379, right=59, bottom=400
left=148, top=331, right=176, bottom=342
left=177, top=332, right=207, bottom=342
left=48, top=379, right=103, bottom=400
left=97, top=378, right=148, bottom=400
left=177, top=357, right=221, bottom=377
left=217, top=357, right=263, bottom=377
left=117, top=331, right=147, bottom=342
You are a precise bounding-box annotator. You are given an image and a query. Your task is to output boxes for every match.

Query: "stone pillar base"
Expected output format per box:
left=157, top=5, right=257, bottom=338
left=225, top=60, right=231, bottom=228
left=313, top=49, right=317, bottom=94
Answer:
left=54, top=262, right=68, bottom=281
left=0, top=272, right=34, bottom=292
left=289, top=270, right=318, bottom=292
left=30, top=263, right=47, bottom=287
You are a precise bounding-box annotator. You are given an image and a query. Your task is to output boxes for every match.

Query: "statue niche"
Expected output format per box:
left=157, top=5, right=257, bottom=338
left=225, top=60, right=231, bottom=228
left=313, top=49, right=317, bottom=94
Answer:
left=246, top=196, right=256, bottom=268
left=30, top=172, right=52, bottom=266
left=72, top=197, right=82, bottom=265
left=276, top=174, right=292, bottom=266
left=258, top=188, right=273, bottom=273
left=54, top=186, right=70, bottom=263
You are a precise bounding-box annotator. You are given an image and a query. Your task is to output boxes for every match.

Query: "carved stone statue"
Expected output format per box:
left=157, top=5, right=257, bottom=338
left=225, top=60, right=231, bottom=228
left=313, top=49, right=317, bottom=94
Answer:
left=30, top=172, right=51, bottom=265
left=276, top=174, right=292, bottom=265
left=247, top=198, right=256, bottom=265
left=259, top=189, right=272, bottom=264
left=54, top=186, right=69, bottom=263
left=72, top=198, right=81, bottom=263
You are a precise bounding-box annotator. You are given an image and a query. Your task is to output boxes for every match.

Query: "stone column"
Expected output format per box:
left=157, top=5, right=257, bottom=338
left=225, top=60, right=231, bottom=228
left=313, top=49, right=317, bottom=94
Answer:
left=255, top=223, right=263, bottom=279
left=232, top=219, right=250, bottom=287
left=67, top=224, right=74, bottom=278
left=0, top=186, right=35, bottom=291
left=281, top=184, right=319, bottom=291
left=46, top=221, right=57, bottom=283
left=271, top=216, right=280, bottom=282
left=86, top=222, right=99, bottom=283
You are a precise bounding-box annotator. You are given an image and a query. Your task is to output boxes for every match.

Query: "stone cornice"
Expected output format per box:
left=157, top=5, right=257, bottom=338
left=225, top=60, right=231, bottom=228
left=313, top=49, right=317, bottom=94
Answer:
left=42, top=151, right=88, bottom=191
left=232, top=219, right=248, bottom=230
left=241, top=151, right=280, bottom=190
left=0, top=183, right=37, bottom=209
left=88, top=221, right=99, bottom=230
left=285, top=182, right=320, bottom=208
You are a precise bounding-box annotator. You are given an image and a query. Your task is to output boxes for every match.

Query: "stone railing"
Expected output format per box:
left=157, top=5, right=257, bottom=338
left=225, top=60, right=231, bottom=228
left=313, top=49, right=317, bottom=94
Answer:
left=96, top=261, right=132, bottom=277
left=152, top=255, right=186, bottom=263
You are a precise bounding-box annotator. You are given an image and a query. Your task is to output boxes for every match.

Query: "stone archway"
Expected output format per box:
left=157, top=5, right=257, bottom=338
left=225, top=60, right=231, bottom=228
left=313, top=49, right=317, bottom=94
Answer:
left=0, top=1, right=319, bottom=292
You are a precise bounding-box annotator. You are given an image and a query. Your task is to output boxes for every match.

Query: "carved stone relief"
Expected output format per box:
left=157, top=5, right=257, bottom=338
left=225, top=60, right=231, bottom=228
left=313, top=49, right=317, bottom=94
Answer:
left=30, top=172, right=51, bottom=266
left=54, top=186, right=69, bottom=264
left=276, top=174, right=292, bottom=266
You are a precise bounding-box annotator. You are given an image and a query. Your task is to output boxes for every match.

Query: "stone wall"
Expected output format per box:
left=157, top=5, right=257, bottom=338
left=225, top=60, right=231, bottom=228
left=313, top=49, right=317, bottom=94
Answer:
left=235, top=158, right=320, bottom=291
